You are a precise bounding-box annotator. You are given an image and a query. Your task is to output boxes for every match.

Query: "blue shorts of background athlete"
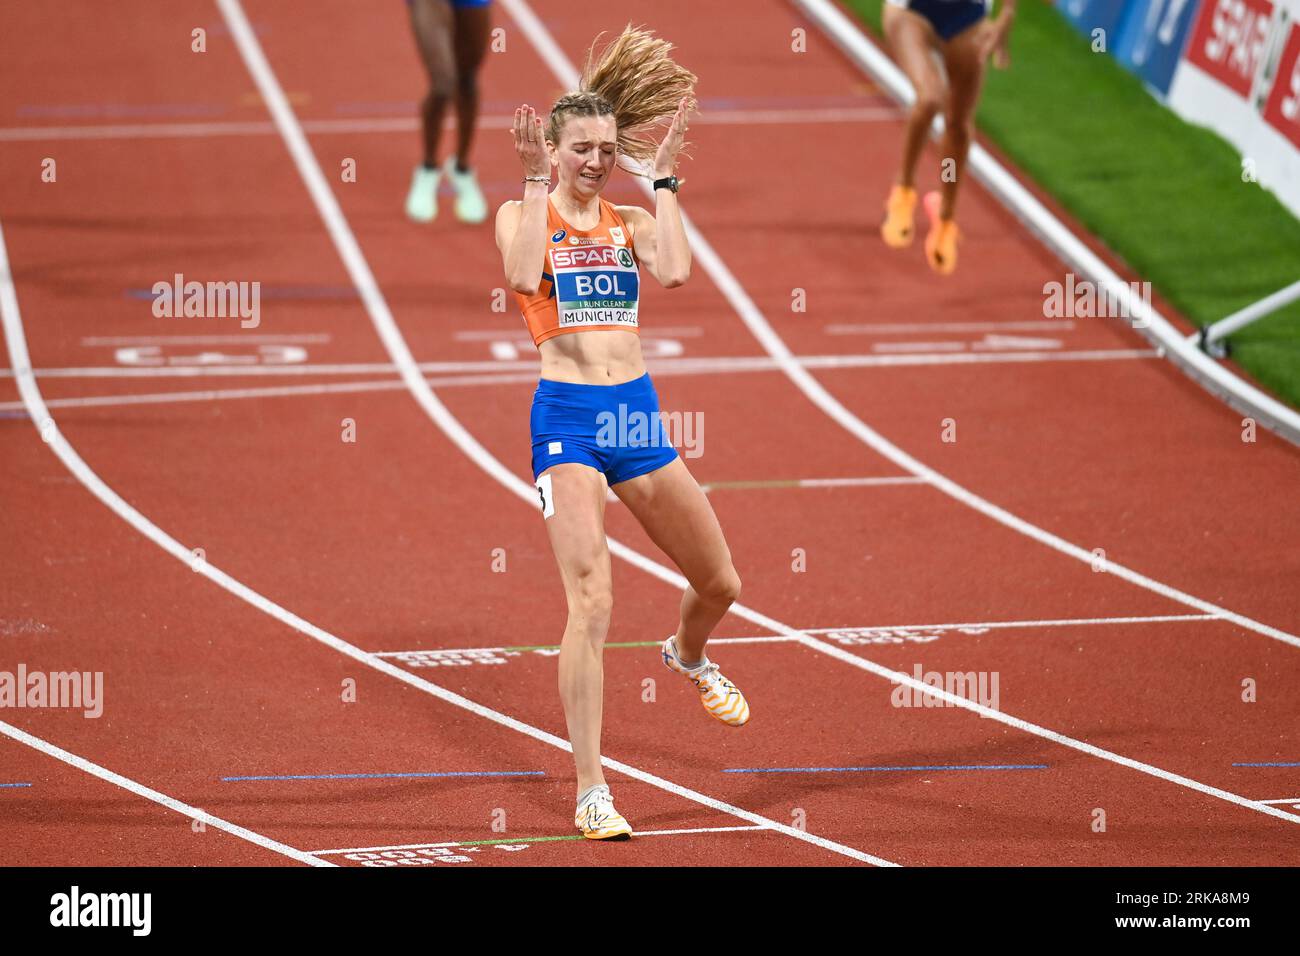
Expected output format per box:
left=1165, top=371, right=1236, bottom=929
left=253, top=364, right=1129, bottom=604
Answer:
left=530, top=373, right=679, bottom=485
left=900, top=0, right=988, bottom=41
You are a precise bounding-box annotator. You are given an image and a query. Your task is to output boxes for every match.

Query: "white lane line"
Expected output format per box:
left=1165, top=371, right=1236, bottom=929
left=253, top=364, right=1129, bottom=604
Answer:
left=494, top=0, right=1300, bottom=827
left=371, top=613, right=1224, bottom=659
left=807, top=614, right=1223, bottom=633
left=453, top=325, right=704, bottom=340
left=827, top=321, right=1077, bottom=335
left=0, top=107, right=897, bottom=143
left=1259, top=798, right=1300, bottom=805
left=373, top=635, right=797, bottom=658
left=3, top=362, right=402, bottom=378
left=310, top=825, right=770, bottom=856
left=80, top=334, right=332, bottom=346
left=700, top=476, right=927, bottom=491
left=0, top=348, right=1159, bottom=381
left=0, top=373, right=560, bottom=413
left=0, top=719, right=329, bottom=866
left=0, top=379, right=409, bottom=412
left=694, top=106, right=896, bottom=124
left=793, top=349, right=1151, bottom=367
left=505, top=0, right=1299, bottom=650
left=0, top=351, right=1162, bottom=413
left=792, top=476, right=926, bottom=487
left=871, top=342, right=967, bottom=353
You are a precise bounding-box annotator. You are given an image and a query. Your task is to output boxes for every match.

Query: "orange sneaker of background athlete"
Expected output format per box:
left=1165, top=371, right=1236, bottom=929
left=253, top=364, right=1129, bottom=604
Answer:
left=880, top=184, right=917, bottom=248
left=923, top=190, right=959, bottom=275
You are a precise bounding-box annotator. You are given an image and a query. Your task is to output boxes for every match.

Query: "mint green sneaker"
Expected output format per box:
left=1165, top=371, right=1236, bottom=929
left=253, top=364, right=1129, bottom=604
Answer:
left=405, top=165, right=439, bottom=223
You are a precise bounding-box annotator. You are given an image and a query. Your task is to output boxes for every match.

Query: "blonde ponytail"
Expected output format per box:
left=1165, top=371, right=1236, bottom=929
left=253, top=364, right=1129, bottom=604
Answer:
left=545, top=25, right=697, bottom=172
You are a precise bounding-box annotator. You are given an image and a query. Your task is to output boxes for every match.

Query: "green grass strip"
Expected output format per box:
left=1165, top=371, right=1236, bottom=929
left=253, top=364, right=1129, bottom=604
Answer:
left=842, top=0, right=1300, bottom=409
left=457, top=834, right=584, bottom=847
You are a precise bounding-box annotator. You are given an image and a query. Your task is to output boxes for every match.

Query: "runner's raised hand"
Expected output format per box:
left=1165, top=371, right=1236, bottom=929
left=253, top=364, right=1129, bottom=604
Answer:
left=653, top=96, right=690, bottom=179
left=513, top=105, right=551, bottom=178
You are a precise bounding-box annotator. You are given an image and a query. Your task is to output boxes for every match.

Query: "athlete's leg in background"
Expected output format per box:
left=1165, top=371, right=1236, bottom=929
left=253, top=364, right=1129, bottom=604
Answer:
left=612, top=458, right=741, bottom=665
left=409, top=0, right=457, bottom=167
left=540, top=462, right=614, bottom=795
left=450, top=3, right=493, bottom=172
left=882, top=5, right=945, bottom=188
left=936, top=22, right=991, bottom=220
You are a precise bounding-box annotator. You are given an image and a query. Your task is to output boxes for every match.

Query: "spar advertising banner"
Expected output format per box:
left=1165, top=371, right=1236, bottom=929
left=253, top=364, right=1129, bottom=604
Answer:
left=1169, top=0, right=1300, bottom=214
left=1055, top=0, right=1300, bottom=217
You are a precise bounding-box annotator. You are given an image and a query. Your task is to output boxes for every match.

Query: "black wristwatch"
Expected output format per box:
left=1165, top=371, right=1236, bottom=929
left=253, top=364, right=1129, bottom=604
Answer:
left=653, top=175, right=680, bottom=193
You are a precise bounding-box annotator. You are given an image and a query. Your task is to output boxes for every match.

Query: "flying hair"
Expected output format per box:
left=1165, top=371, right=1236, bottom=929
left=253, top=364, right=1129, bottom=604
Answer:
left=545, top=25, right=698, bottom=174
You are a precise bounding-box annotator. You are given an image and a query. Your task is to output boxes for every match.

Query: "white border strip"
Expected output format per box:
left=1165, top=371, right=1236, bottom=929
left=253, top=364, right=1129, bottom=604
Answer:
left=0, top=719, right=329, bottom=866
left=792, top=0, right=1300, bottom=445
left=5, top=0, right=1273, bottom=866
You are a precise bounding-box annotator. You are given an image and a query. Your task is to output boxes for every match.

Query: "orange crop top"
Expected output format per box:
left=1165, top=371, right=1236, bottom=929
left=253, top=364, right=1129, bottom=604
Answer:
left=515, top=195, right=641, bottom=347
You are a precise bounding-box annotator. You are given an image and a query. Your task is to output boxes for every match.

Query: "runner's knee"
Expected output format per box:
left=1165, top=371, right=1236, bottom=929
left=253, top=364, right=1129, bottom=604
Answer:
left=696, top=566, right=741, bottom=606
left=456, top=71, right=478, bottom=98
left=425, top=72, right=456, bottom=102
left=944, top=114, right=974, bottom=149
left=568, top=571, right=613, bottom=632
left=913, top=87, right=943, bottom=120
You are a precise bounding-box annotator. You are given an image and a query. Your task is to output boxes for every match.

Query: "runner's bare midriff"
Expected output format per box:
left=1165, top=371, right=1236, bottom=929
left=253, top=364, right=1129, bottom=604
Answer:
left=538, top=328, right=646, bottom=385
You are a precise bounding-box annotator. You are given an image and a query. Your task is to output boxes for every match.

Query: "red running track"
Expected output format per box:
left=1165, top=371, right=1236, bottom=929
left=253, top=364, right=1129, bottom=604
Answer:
left=0, top=0, right=1297, bottom=866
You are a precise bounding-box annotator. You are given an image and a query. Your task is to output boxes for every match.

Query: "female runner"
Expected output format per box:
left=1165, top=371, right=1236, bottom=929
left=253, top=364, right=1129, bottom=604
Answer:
left=404, top=0, right=492, bottom=224
left=879, top=0, right=1017, bottom=274
left=494, top=27, right=749, bottom=840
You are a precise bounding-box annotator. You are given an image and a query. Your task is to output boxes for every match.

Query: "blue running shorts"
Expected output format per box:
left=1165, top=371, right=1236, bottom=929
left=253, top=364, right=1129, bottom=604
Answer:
left=530, top=373, right=680, bottom=486
left=892, top=0, right=989, bottom=41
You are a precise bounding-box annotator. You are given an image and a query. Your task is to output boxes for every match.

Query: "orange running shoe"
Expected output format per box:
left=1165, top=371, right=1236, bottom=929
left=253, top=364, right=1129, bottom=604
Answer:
left=574, top=784, right=633, bottom=840
left=923, top=190, right=959, bottom=275
left=661, top=636, right=750, bottom=727
left=880, top=184, right=918, bottom=248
